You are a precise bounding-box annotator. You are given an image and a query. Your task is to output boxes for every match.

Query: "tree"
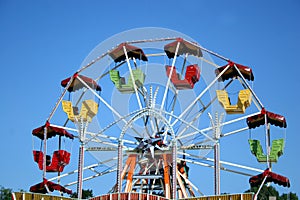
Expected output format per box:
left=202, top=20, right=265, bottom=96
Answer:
left=245, top=185, right=298, bottom=200
left=279, top=192, right=298, bottom=200
left=0, top=186, right=12, bottom=200
left=247, top=185, right=279, bottom=199
left=70, top=189, right=93, bottom=199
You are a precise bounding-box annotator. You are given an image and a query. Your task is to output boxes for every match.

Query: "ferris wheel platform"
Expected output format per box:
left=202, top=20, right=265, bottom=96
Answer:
left=12, top=192, right=254, bottom=200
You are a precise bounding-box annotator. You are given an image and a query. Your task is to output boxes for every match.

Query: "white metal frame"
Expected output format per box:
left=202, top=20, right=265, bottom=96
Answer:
left=36, top=36, right=278, bottom=199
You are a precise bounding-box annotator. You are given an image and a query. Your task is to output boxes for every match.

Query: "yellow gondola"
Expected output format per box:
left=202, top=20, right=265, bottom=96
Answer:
left=62, top=99, right=98, bottom=122
left=216, top=89, right=252, bottom=114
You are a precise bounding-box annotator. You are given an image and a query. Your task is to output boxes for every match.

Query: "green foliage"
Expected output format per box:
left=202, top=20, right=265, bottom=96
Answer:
left=245, top=185, right=298, bottom=200
left=256, top=185, right=279, bottom=199
left=70, top=189, right=93, bottom=199
left=278, top=192, right=299, bottom=200
left=0, top=186, right=12, bottom=200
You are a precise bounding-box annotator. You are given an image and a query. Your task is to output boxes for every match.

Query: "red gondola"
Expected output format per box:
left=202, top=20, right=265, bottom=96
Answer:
left=33, top=150, right=71, bottom=172
left=165, top=64, right=200, bottom=89
left=32, top=122, right=74, bottom=173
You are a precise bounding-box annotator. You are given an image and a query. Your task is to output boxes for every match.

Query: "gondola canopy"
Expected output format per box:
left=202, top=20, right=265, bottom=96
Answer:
left=249, top=168, right=290, bottom=188
left=32, top=123, right=74, bottom=140
left=164, top=38, right=203, bottom=58
left=215, top=61, right=254, bottom=81
left=30, top=178, right=72, bottom=194
left=247, top=108, right=287, bottom=129
left=61, top=74, right=101, bottom=92
left=109, top=43, right=148, bottom=63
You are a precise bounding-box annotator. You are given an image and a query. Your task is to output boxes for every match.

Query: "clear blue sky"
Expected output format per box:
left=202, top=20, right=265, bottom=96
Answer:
left=0, top=0, right=299, bottom=197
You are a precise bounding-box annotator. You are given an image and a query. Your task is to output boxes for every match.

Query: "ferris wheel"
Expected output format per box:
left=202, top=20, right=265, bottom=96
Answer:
left=29, top=28, right=290, bottom=200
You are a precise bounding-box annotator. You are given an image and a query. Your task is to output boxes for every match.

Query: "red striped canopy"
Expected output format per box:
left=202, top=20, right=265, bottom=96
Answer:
left=249, top=168, right=290, bottom=188
left=30, top=178, right=72, bottom=194
left=61, top=74, right=101, bottom=92
left=164, top=38, right=203, bottom=58
left=32, top=124, right=74, bottom=140
left=247, top=108, right=287, bottom=129
left=215, top=61, right=254, bottom=82
left=109, top=43, right=148, bottom=63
